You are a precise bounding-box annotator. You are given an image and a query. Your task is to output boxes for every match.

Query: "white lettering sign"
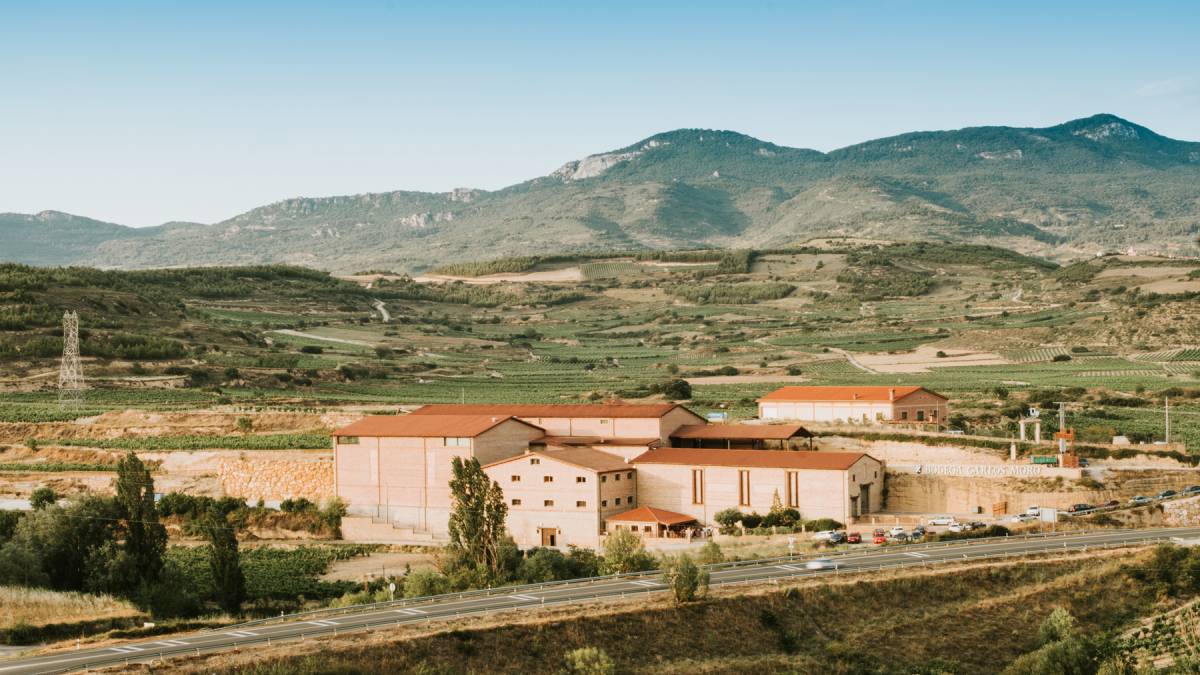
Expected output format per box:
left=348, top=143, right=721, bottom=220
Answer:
left=914, top=464, right=1043, bottom=477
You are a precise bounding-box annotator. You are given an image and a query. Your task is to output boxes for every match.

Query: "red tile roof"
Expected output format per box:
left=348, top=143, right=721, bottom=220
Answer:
left=484, top=447, right=631, bottom=473
left=756, top=386, right=946, bottom=403
left=669, top=424, right=813, bottom=440
left=605, top=506, right=696, bottom=526
left=631, top=447, right=869, bottom=471
left=409, top=403, right=701, bottom=419
left=332, top=415, right=541, bottom=438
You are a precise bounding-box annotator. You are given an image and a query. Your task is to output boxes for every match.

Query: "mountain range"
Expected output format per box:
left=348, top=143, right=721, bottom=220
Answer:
left=3, top=113, right=1199, bottom=274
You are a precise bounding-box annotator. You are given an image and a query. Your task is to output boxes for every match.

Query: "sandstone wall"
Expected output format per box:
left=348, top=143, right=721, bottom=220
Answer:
left=885, top=473, right=1124, bottom=516
left=1165, top=496, right=1200, bottom=527
left=218, top=457, right=334, bottom=501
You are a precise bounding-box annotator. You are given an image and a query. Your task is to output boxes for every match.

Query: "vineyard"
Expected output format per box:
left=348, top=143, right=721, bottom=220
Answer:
left=166, top=544, right=376, bottom=601
left=0, top=462, right=135, bottom=473
left=579, top=262, right=649, bottom=279
left=999, top=348, right=1070, bottom=362
left=41, top=433, right=333, bottom=451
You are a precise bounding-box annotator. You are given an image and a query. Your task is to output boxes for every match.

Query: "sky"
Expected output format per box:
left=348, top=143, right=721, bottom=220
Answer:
left=2, top=0, right=1198, bottom=228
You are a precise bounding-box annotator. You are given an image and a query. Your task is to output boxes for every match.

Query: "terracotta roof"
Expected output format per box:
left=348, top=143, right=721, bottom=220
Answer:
left=669, top=424, right=813, bottom=440
left=409, top=403, right=701, bottom=419
left=631, top=447, right=869, bottom=471
left=484, top=447, right=631, bottom=473
left=332, top=415, right=540, bottom=438
left=532, top=436, right=661, bottom=447
left=756, top=386, right=946, bottom=403
left=606, top=506, right=696, bottom=526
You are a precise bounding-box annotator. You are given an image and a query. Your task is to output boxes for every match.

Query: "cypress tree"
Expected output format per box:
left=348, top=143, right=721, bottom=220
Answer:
left=114, top=451, right=167, bottom=582
left=201, top=505, right=246, bottom=614
left=447, top=456, right=509, bottom=577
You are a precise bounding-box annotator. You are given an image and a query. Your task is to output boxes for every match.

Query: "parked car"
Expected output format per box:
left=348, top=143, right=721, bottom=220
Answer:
left=805, top=558, right=845, bottom=570
left=893, top=532, right=911, bottom=542
left=889, top=525, right=906, bottom=536
left=964, top=521, right=985, bottom=531
left=872, top=531, right=887, bottom=544
left=1012, top=514, right=1037, bottom=523
left=1068, top=504, right=1095, bottom=513
left=847, top=532, right=862, bottom=544
left=1182, top=486, right=1200, bottom=496
left=827, top=532, right=846, bottom=544
left=948, top=430, right=965, bottom=435
left=948, top=522, right=966, bottom=533
left=911, top=526, right=927, bottom=538
left=1156, top=490, right=1178, bottom=500
left=1128, top=496, right=1153, bottom=505
left=811, top=530, right=837, bottom=542
left=1026, top=505, right=1041, bottom=516
left=1100, top=500, right=1120, bottom=509
left=1079, top=458, right=1090, bottom=467
left=928, top=515, right=957, bottom=526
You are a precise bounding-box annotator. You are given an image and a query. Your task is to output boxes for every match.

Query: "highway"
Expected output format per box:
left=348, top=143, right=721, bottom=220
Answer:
left=4, top=526, right=1199, bottom=675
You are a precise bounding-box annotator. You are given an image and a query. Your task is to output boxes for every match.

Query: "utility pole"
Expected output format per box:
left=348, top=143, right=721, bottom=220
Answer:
left=1166, top=397, right=1171, bottom=444
left=58, top=311, right=84, bottom=410
left=1054, top=402, right=1067, bottom=454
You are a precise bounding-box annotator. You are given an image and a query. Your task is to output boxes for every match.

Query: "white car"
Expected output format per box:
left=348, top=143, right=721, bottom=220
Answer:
left=928, top=515, right=957, bottom=526
left=948, top=522, right=966, bottom=533
left=805, top=558, right=845, bottom=570
left=1011, top=514, right=1037, bottom=523
left=888, top=526, right=906, bottom=536
left=810, top=530, right=836, bottom=542
left=1026, top=505, right=1041, bottom=516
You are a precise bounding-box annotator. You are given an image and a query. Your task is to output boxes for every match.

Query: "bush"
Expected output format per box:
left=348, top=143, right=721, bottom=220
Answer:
left=805, top=518, right=844, bottom=532
left=223, top=366, right=240, bottom=380
left=299, top=345, right=324, bottom=354
left=164, top=366, right=187, bottom=376
left=1052, top=354, right=1072, bottom=362
left=559, top=647, right=615, bottom=675
left=29, top=487, right=57, bottom=511
left=696, top=541, right=724, bottom=565
left=403, top=568, right=451, bottom=599
left=374, top=345, right=393, bottom=359
left=661, top=553, right=709, bottom=603
left=236, top=416, right=253, bottom=432
left=713, top=508, right=743, bottom=528
left=156, top=491, right=197, bottom=518
left=281, top=497, right=317, bottom=514
left=741, top=512, right=763, bottom=528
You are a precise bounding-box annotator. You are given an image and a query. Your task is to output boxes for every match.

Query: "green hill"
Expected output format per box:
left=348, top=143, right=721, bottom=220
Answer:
left=5, top=114, right=1199, bottom=273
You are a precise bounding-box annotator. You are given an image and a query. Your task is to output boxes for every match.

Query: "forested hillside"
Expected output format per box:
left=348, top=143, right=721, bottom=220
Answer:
left=3, top=114, right=1199, bottom=274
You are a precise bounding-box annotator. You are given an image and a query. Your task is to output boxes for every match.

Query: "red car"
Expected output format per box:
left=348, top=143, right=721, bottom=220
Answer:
left=1101, top=500, right=1119, bottom=508
left=872, top=530, right=887, bottom=544
left=847, top=532, right=862, bottom=544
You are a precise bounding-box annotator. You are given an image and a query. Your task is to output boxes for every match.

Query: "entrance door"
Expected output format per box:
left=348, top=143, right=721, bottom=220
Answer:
left=860, top=484, right=871, bottom=515
left=541, top=529, right=557, bottom=547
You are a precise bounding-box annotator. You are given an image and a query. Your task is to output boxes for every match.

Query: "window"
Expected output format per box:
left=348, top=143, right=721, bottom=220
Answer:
left=692, top=469, right=704, bottom=504
left=627, top=496, right=634, bottom=505
left=576, top=476, right=587, bottom=483
left=530, top=458, right=540, bottom=465
left=930, top=409, right=938, bottom=420
left=852, top=474, right=856, bottom=482
left=739, top=471, right=751, bottom=506
left=643, top=526, right=652, bottom=533
left=876, top=413, right=883, bottom=421
left=917, top=410, right=925, bottom=422
left=339, top=436, right=359, bottom=445
left=544, top=476, right=553, bottom=483
left=874, top=471, right=878, bottom=479
left=544, top=500, right=554, bottom=507
left=576, top=501, right=586, bottom=508
left=511, top=499, right=521, bottom=506
left=614, top=474, right=621, bottom=481
left=615, top=498, right=622, bottom=505
left=786, top=471, right=799, bottom=508
left=600, top=419, right=609, bottom=424
left=511, top=475, right=521, bottom=482
left=444, top=437, right=470, bottom=447
left=601, top=500, right=608, bottom=507
left=601, top=475, right=607, bottom=483
left=627, top=472, right=633, bottom=480
left=901, top=411, right=909, bottom=421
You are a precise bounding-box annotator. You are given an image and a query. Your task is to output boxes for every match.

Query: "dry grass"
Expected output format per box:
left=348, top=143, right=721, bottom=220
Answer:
left=0, top=587, right=140, bottom=627
left=93, top=548, right=1172, bottom=675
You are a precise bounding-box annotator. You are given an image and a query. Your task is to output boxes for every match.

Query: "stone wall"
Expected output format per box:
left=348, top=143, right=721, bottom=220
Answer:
left=1165, top=496, right=1200, bottom=526
left=885, top=473, right=1123, bottom=516
left=218, top=457, right=334, bottom=501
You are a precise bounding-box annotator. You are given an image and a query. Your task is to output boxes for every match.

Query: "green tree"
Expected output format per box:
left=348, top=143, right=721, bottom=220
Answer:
left=447, top=456, right=509, bottom=577
left=770, top=489, right=783, bottom=515
left=1038, top=606, right=1074, bottom=646
left=29, top=487, right=57, bottom=511
left=601, top=528, right=657, bottom=575
left=696, top=541, right=724, bottom=565
left=661, top=553, right=709, bottom=603
left=114, top=451, right=167, bottom=585
left=201, top=505, right=246, bottom=614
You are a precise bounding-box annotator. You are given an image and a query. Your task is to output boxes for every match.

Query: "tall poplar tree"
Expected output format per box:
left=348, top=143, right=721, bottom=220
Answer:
left=447, top=456, right=508, bottom=577
left=115, top=451, right=167, bottom=582
left=201, top=505, right=246, bottom=614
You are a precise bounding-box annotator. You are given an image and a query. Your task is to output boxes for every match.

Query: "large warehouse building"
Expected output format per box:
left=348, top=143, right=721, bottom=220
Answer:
left=757, top=386, right=948, bottom=426
left=332, top=398, right=882, bottom=547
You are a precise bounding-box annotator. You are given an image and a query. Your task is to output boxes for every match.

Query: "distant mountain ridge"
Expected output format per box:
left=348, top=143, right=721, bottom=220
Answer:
left=4, top=114, right=1199, bottom=274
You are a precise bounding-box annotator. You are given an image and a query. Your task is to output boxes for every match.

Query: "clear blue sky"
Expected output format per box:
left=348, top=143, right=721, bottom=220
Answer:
left=2, top=0, right=1198, bottom=227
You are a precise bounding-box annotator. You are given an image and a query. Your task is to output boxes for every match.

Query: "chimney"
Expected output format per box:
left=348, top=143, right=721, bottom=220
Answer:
left=852, top=393, right=858, bottom=400
left=492, top=417, right=498, bottom=422
left=889, top=389, right=896, bottom=401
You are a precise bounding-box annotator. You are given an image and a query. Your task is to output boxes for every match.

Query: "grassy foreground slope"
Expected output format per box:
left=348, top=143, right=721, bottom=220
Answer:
left=95, top=548, right=1184, bottom=675
left=2, top=114, right=1198, bottom=274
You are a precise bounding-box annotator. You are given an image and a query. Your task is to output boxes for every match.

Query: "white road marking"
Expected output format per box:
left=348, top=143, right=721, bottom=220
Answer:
left=109, top=647, right=141, bottom=653
left=156, top=640, right=189, bottom=647
left=309, top=620, right=339, bottom=626
left=393, top=608, right=427, bottom=615
left=630, top=580, right=661, bottom=587
left=225, top=631, right=258, bottom=637
left=776, top=564, right=803, bottom=571
left=904, top=552, right=929, bottom=558
left=507, top=594, right=541, bottom=601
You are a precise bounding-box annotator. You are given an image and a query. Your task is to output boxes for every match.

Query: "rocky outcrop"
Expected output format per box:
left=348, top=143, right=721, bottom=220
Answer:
left=1075, top=122, right=1139, bottom=141
left=448, top=188, right=481, bottom=202
left=552, top=152, right=641, bottom=181
left=398, top=212, right=454, bottom=228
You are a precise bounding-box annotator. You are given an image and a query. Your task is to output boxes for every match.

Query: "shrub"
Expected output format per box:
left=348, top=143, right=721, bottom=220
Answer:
left=236, top=416, right=254, bottom=432
left=299, top=345, right=324, bottom=354
left=661, top=553, right=709, bottom=603
left=713, top=508, right=743, bottom=528
left=373, top=345, right=393, bottom=359
left=559, top=648, right=615, bottom=675
left=805, top=518, right=844, bottom=532
left=223, top=366, right=240, bottom=380
left=936, top=351, right=947, bottom=358
left=157, top=492, right=197, bottom=518
left=696, top=541, right=724, bottom=565
left=403, top=568, right=451, bottom=599
left=1052, top=354, right=1072, bottom=362
left=281, top=497, right=317, bottom=514
left=164, top=366, right=187, bottom=376
left=29, top=487, right=57, bottom=511
left=741, top=512, right=763, bottom=528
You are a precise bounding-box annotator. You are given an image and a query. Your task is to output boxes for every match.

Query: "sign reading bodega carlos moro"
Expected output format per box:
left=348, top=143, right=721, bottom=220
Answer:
left=911, top=464, right=1045, bottom=477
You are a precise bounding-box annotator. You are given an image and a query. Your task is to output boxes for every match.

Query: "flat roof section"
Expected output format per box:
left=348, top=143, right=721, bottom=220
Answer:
left=606, top=506, right=696, bottom=526
left=757, top=386, right=946, bottom=403
left=409, top=403, right=697, bottom=419
left=631, top=447, right=869, bottom=471
left=332, top=414, right=541, bottom=438
left=669, top=424, right=813, bottom=440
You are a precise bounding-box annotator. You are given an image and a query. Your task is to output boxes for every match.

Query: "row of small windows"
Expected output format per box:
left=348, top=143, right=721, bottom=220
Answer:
left=444, top=437, right=471, bottom=447
left=510, top=497, right=635, bottom=508
left=511, top=472, right=633, bottom=482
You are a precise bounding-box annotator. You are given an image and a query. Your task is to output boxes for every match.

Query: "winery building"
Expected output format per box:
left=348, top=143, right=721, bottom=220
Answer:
left=757, top=386, right=948, bottom=426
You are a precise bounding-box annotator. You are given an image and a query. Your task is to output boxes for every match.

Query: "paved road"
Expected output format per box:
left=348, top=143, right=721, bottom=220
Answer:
left=5, top=527, right=1198, bottom=675
left=372, top=300, right=390, bottom=322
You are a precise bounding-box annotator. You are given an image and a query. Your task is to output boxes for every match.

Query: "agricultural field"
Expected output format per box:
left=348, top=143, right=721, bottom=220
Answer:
left=0, top=243, right=1199, bottom=447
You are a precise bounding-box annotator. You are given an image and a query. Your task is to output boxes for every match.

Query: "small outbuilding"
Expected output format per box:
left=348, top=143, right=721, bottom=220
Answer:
left=605, top=506, right=697, bottom=539
left=668, top=424, right=813, bottom=450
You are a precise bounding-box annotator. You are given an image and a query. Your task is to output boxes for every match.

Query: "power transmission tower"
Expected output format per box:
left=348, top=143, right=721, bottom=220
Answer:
left=58, top=311, right=84, bottom=410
